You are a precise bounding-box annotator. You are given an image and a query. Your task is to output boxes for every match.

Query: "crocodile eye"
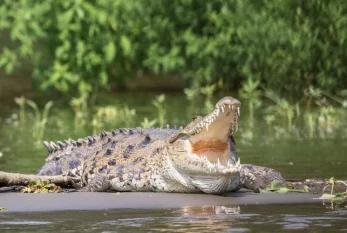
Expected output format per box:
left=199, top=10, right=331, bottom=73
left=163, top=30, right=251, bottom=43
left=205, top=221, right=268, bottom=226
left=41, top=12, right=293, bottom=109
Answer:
left=192, top=116, right=199, bottom=121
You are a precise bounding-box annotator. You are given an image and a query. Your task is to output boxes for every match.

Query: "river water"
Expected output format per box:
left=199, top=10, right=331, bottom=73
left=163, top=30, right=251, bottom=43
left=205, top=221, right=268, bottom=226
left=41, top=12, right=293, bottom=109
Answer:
left=1, top=204, right=347, bottom=232
left=0, top=92, right=346, bottom=232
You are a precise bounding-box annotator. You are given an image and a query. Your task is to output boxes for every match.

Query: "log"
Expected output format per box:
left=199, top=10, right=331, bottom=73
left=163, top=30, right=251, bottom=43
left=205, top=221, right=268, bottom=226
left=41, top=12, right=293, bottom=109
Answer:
left=0, top=171, right=79, bottom=188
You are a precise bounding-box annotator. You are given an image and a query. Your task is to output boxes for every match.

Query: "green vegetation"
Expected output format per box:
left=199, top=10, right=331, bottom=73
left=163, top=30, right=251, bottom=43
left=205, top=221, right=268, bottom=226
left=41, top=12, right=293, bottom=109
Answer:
left=26, top=100, right=53, bottom=143
left=152, top=94, right=166, bottom=127
left=21, top=180, right=62, bottom=193
left=1, top=0, right=347, bottom=100
left=260, top=180, right=308, bottom=194
left=318, top=177, right=347, bottom=209
left=6, top=87, right=347, bottom=145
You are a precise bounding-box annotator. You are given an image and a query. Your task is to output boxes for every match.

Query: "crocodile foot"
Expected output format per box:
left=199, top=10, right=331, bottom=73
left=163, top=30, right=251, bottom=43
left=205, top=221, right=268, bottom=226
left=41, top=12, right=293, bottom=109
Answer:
left=240, top=164, right=286, bottom=192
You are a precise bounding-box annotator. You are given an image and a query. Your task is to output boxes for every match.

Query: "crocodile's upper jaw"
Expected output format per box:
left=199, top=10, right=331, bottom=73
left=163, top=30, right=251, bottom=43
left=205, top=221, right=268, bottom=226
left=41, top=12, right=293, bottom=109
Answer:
left=189, top=102, right=239, bottom=168
left=167, top=97, right=241, bottom=193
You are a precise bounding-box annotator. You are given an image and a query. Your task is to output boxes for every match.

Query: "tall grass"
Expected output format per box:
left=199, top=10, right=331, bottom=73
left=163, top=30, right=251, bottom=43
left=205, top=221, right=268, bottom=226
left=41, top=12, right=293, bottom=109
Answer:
left=26, top=100, right=54, bottom=142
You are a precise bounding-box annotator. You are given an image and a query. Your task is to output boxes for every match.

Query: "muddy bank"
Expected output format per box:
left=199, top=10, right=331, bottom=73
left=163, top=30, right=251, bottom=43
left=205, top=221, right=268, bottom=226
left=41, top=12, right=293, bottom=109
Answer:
left=0, top=191, right=322, bottom=212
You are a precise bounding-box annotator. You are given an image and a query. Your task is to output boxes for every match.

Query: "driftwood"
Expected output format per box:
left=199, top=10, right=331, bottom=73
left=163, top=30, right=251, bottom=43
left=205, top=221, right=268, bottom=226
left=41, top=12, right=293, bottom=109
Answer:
left=0, top=171, right=79, bottom=188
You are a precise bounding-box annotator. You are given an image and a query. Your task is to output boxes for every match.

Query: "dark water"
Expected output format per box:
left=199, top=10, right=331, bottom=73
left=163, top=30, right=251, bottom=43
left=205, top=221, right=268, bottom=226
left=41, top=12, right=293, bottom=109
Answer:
left=1, top=204, right=347, bottom=232
left=0, top=92, right=347, bottom=232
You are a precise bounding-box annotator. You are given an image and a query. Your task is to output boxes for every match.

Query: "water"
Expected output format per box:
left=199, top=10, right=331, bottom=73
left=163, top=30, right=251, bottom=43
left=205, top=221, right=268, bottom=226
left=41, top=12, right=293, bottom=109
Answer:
left=0, top=92, right=347, bottom=232
left=1, top=204, right=347, bottom=232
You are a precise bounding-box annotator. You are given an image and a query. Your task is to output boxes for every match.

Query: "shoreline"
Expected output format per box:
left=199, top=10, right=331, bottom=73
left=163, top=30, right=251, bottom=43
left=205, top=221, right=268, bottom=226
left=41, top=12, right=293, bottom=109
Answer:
left=0, top=191, right=322, bottom=213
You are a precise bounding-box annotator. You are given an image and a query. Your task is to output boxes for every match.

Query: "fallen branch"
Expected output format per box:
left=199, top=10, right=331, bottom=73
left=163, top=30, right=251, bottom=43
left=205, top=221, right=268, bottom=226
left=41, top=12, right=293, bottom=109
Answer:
left=0, top=171, right=80, bottom=188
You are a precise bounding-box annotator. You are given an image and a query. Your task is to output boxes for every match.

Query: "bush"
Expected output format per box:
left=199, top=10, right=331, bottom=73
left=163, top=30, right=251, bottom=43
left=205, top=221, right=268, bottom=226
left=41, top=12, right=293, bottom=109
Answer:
left=1, top=0, right=347, bottom=97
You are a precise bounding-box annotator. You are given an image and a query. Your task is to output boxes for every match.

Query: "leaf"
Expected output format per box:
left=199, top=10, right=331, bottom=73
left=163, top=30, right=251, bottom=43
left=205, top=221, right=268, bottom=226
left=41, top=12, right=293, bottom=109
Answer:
left=0, top=207, right=7, bottom=211
left=316, top=192, right=346, bottom=203
left=29, top=180, right=36, bottom=186
left=104, top=42, right=116, bottom=63
left=317, top=193, right=336, bottom=200
left=260, top=180, right=308, bottom=194
left=120, top=35, right=131, bottom=56
left=99, top=72, right=108, bottom=86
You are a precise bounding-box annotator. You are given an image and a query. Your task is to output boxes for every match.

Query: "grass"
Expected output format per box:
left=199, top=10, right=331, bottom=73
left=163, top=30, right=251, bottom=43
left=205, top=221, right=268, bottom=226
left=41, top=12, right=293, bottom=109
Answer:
left=26, top=100, right=54, bottom=143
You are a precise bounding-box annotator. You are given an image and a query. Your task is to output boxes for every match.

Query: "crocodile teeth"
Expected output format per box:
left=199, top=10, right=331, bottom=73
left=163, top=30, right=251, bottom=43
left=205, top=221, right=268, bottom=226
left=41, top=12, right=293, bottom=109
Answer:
left=221, top=105, right=225, bottom=113
left=236, top=158, right=240, bottom=167
left=217, top=158, right=220, bottom=166
left=215, top=108, right=220, bottom=116
left=205, top=124, right=209, bottom=131
left=237, top=106, right=240, bottom=116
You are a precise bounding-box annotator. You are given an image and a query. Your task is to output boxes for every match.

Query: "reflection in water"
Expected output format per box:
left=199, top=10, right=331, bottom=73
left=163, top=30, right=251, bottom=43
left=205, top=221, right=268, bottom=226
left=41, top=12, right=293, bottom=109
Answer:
left=1, top=204, right=347, bottom=232
left=179, top=205, right=241, bottom=216
left=322, top=200, right=347, bottom=210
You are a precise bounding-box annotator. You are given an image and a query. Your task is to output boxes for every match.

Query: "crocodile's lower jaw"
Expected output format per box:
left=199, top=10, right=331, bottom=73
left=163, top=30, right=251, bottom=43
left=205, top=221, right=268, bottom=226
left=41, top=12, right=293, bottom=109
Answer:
left=190, top=139, right=230, bottom=166
left=179, top=138, right=241, bottom=175
left=190, top=173, right=241, bottom=194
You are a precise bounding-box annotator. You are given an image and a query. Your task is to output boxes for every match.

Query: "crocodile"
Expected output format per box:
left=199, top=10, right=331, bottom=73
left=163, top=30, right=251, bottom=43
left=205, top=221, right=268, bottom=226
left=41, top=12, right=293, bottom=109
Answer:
left=37, top=96, right=285, bottom=194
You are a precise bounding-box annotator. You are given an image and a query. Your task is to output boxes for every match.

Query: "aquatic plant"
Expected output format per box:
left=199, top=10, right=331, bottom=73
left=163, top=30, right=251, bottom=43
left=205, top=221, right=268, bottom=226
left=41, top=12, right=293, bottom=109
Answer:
left=14, top=96, right=26, bottom=124
left=92, top=106, right=118, bottom=133
left=318, top=177, right=347, bottom=208
left=264, top=90, right=296, bottom=132
left=259, top=180, right=308, bottom=194
left=323, top=177, right=347, bottom=196
left=26, top=100, right=54, bottom=142
left=184, top=87, right=200, bottom=101
left=200, top=84, right=216, bottom=113
left=122, top=105, right=136, bottom=127
left=21, top=179, right=62, bottom=193
left=152, top=94, right=166, bottom=127
left=70, top=93, right=89, bottom=128
left=303, top=86, right=322, bottom=111
left=141, top=117, right=157, bottom=128
left=304, top=112, right=316, bottom=138
left=239, top=79, right=261, bottom=123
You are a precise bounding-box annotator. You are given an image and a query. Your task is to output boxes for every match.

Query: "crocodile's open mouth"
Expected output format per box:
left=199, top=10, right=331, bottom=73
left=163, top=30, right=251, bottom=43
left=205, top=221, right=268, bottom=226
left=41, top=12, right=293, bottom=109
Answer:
left=188, top=97, right=240, bottom=170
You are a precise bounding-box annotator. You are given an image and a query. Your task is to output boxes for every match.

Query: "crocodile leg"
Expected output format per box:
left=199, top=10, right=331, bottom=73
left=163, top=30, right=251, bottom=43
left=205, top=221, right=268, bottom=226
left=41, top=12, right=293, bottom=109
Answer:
left=240, top=164, right=286, bottom=192
left=79, top=173, right=110, bottom=192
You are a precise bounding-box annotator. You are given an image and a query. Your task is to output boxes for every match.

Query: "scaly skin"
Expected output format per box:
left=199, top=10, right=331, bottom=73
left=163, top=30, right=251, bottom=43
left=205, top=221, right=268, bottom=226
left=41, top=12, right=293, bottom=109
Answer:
left=37, top=97, right=285, bottom=194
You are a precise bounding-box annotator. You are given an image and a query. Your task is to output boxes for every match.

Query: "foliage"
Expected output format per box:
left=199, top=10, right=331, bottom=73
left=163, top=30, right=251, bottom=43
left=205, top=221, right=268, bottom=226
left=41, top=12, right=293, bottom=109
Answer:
left=259, top=180, right=308, bottom=194
left=318, top=177, right=347, bottom=204
left=21, top=179, right=62, bottom=193
left=152, top=94, right=166, bottom=126
left=26, top=99, right=53, bottom=142
left=14, top=96, right=26, bottom=124
left=238, top=79, right=261, bottom=122
left=1, top=0, right=347, bottom=98
left=141, top=117, right=157, bottom=128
